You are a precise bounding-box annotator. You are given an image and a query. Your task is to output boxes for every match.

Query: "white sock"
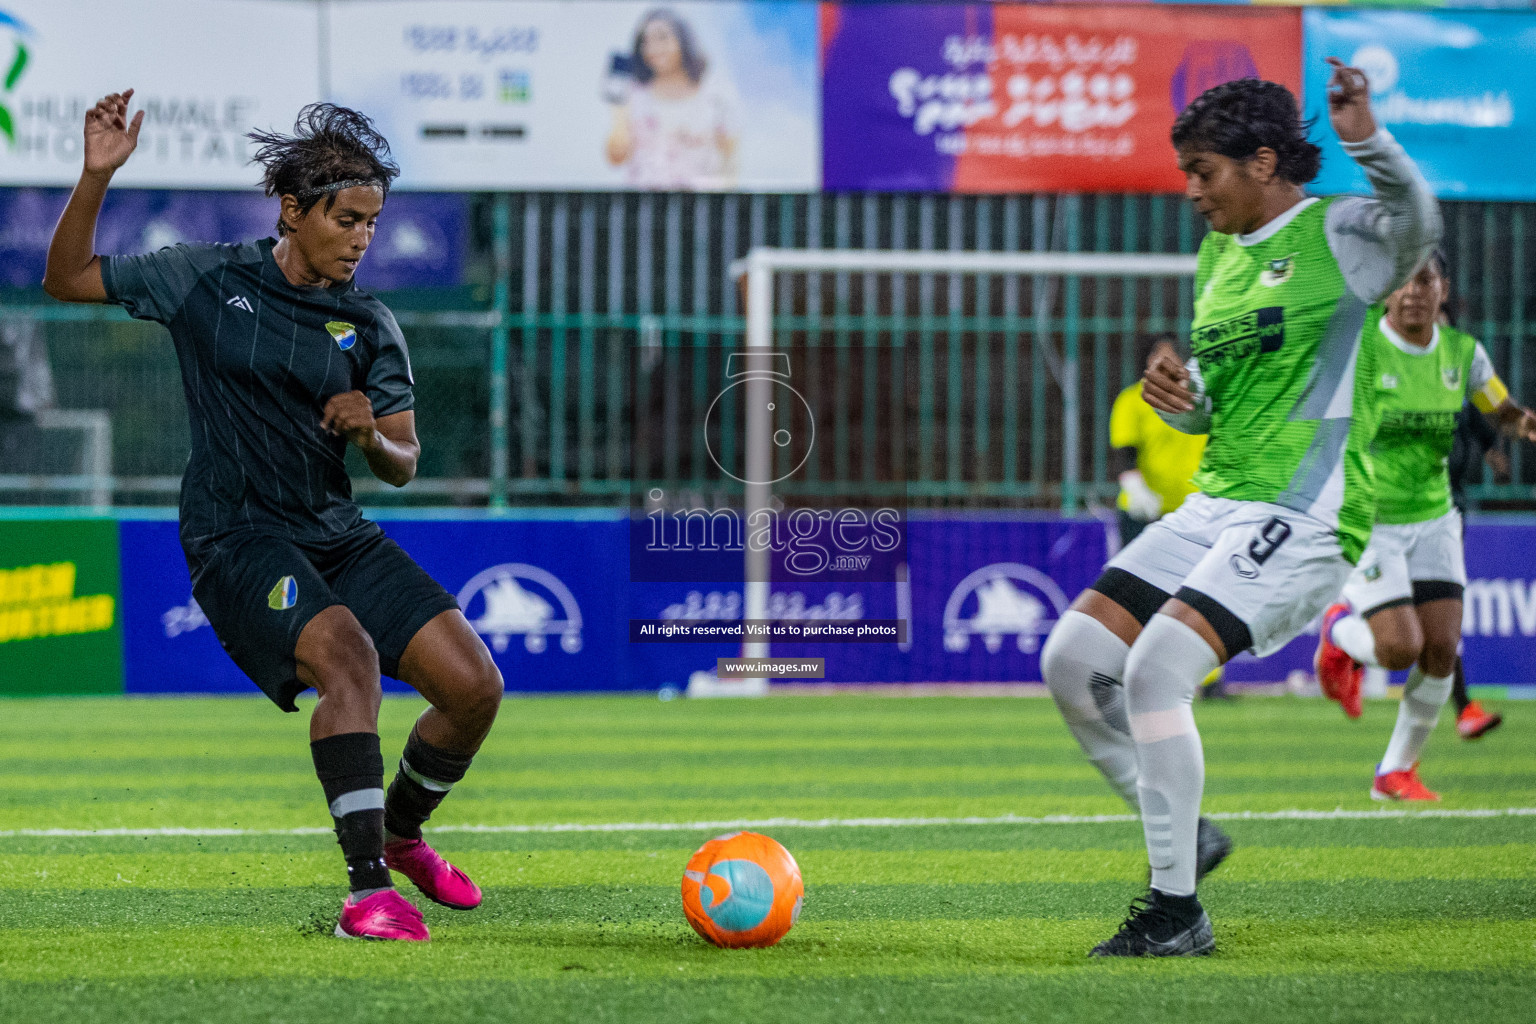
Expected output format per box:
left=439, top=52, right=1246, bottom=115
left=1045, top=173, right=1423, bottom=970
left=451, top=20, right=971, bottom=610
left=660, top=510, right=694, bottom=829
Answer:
left=1041, top=611, right=1139, bottom=809
left=1331, top=612, right=1378, bottom=667
left=1380, top=666, right=1454, bottom=773
left=1124, top=615, right=1218, bottom=898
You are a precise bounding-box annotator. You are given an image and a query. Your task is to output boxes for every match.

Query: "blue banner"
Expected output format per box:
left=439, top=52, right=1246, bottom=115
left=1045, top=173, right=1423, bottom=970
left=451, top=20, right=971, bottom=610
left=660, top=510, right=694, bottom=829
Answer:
left=0, top=189, right=468, bottom=291
left=116, top=515, right=1536, bottom=695
left=120, top=516, right=635, bottom=697
left=1305, top=10, right=1536, bottom=200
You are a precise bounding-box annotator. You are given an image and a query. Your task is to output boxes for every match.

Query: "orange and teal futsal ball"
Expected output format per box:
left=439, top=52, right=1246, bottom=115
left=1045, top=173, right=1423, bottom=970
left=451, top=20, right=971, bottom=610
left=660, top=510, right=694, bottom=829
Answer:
left=681, top=831, right=803, bottom=948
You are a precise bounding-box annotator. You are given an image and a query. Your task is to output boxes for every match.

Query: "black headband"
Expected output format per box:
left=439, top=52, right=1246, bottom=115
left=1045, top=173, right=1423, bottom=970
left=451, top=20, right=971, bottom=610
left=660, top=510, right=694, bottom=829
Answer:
left=292, top=178, right=385, bottom=201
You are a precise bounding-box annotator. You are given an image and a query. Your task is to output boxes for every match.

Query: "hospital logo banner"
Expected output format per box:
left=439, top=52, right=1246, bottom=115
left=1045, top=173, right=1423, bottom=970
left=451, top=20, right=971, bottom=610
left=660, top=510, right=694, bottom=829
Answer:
left=1306, top=9, right=1536, bottom=200
left=0, top=0, right=320, bottom=188
left=821, top=3, right=1301, bottom=193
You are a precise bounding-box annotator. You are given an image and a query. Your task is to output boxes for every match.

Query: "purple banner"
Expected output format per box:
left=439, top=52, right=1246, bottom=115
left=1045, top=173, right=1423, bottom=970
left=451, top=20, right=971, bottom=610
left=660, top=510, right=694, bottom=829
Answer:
left=0, top=189, right=467, bottom=291
left=114, top=515, right=1536, bottom=695
left=821, top=3, right=982, bottom=192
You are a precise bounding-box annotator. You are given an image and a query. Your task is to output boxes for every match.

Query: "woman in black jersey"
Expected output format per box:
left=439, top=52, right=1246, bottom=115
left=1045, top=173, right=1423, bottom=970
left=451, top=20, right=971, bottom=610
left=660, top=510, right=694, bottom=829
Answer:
left=44, top=91, right=502, bottom=941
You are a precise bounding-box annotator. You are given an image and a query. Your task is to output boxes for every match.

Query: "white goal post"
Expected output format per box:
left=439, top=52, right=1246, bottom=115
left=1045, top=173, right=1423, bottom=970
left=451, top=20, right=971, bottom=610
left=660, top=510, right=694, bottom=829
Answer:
left=702, top=247, right=1199, bottom=697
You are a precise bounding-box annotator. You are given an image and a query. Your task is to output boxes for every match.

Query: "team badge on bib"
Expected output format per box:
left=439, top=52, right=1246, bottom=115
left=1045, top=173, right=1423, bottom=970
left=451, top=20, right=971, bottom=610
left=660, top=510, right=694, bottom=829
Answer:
left=1381, top=374, right=1398, bottom=389
left=325, top=321, right=357, bottom=351
left=267, top=576, right=298, bottom=611
left=1442, top=366, right=1462, bottom=390
left=1259, top=254, right=1296, bottom=287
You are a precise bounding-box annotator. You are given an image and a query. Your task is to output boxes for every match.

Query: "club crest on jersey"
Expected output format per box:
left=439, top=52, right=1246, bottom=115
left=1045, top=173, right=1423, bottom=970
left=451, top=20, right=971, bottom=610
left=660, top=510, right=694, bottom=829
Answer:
left=267, top=576, right=298, bottom=611
left=1381, top=373, right=1399, bottom=389
left=325, top=321, right=357, bottom=351
left=1259, top=254, right=1296, bottom=287
left=1442, top=366, right=1462, bottom=390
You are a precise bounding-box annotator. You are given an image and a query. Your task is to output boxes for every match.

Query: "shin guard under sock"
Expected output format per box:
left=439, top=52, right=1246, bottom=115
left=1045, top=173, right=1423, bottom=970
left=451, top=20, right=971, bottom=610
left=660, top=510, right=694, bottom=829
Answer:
left=311, top=732, right=391, bottom=892
left=384, top=727, right=476, bottom=840
left=1125, top=615, right=1217, bottom=898
left=1381, top=666, right=1454, bottom=773
left=1041, top=611, right=1140, bottom=810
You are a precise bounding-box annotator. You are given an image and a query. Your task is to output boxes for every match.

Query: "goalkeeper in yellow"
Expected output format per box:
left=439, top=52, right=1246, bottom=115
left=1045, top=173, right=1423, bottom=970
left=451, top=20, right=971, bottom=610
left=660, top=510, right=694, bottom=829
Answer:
left=1110, top=334, right=1207, bottom=547
left=1110, top=337, right=1226, bottom=700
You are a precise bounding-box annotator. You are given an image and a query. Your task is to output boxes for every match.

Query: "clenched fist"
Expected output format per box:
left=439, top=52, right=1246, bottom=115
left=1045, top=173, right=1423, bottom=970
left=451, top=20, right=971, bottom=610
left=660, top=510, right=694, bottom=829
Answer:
left=321, top=391, right=379, bottom=450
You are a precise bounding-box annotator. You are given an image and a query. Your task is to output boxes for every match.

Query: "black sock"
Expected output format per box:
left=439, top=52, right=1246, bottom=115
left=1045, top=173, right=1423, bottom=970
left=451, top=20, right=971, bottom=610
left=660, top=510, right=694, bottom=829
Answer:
left=311, top=732, right=391, bottom=892
left=1451, top=656, right=1470, bottom=714
left=384, top=727, right=476, bottom=841
left=1150, top=889, right=1202, bottom=915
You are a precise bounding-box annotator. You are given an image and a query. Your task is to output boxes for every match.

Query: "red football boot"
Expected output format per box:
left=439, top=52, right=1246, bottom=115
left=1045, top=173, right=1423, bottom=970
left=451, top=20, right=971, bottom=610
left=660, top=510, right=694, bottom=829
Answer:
left=1370, top=763, right=1440, bottom=802
left=1456, top=701, right=1503, bottom=740
left=1315, top=603, right=1364, bottom=720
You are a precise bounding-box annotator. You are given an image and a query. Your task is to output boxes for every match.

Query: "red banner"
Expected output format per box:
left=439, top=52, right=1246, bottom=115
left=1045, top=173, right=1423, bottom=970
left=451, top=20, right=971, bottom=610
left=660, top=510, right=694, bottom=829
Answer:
left=947, top=6, right=1303, bottom=193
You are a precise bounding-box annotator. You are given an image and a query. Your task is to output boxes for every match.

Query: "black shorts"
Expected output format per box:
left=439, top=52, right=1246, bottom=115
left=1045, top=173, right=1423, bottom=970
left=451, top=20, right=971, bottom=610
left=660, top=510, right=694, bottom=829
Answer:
left=186, top=523, right=460, bottom=712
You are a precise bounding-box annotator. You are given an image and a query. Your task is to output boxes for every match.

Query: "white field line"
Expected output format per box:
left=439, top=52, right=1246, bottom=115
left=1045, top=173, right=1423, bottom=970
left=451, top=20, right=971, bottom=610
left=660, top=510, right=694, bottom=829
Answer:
left=2, top=807, right=1534, bottom=839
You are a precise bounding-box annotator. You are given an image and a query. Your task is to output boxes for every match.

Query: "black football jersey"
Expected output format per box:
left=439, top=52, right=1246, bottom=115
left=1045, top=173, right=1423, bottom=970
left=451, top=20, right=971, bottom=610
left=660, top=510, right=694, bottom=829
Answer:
left=103, top=238, right=414, bottom=549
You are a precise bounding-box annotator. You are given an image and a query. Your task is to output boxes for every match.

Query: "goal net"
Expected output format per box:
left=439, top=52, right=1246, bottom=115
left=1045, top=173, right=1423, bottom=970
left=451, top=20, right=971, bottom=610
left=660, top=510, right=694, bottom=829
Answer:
left=643, top=246, right=1197, bottom=695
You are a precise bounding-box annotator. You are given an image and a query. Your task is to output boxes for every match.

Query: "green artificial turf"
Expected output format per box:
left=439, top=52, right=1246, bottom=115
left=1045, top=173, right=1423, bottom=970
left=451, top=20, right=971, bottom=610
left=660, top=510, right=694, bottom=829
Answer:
left=1, top=694, right=1533, bottom=1023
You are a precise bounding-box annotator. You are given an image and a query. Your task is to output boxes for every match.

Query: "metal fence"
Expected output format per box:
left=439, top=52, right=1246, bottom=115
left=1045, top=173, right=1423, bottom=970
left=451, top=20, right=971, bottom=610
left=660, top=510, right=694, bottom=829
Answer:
left=2, top=191, right=1533, bottom=510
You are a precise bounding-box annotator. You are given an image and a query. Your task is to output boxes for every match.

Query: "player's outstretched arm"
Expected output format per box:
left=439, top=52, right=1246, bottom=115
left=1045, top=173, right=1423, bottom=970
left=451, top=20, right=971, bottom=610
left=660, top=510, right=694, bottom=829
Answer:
left=42, top=90, right=144, bottom=303
left=1322, top=58, right=1441, bottom=303
left=321, top=392, right=421, bottom=487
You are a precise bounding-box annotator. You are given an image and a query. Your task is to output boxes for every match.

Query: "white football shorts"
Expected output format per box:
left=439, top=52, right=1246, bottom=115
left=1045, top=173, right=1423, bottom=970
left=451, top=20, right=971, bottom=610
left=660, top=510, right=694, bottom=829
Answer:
left=1105, top=493, right=1353, bottom=657
left=1342, top=508, right=1466, bottom=615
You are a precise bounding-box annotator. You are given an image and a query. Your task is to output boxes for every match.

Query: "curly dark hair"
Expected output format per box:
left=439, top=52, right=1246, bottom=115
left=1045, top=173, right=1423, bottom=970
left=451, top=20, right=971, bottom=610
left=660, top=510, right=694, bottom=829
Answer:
left=1171, top=79, right=1322, bottom=186
left=630, top=8, right=706, bottom=85
left=247, top=104, right=400, bottom=236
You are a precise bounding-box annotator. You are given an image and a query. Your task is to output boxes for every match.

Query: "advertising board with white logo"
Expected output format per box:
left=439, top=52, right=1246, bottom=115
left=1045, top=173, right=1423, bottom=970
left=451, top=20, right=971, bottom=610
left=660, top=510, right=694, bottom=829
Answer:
left=1305, top=10, right=1536, bottom=199
left=821, top=3, right=1302, bottom=193
left=327, top=0, right=818, bottom=191
left=112, top=516, right=1536, bottom=695
left=0, top=0, right=320, bottom=188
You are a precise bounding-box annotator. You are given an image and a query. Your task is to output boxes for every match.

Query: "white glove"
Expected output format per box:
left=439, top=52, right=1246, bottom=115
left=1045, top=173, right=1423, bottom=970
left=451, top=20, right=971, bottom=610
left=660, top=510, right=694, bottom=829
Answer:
left=1119, top=470, right=1163, bottom=521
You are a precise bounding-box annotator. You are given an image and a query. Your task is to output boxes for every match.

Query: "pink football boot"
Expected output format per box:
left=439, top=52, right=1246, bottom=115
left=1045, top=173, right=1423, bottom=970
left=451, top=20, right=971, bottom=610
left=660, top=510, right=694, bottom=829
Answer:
left=385, top=836, right=483, bottom=910
left=334, top=889, right=429, bottom=941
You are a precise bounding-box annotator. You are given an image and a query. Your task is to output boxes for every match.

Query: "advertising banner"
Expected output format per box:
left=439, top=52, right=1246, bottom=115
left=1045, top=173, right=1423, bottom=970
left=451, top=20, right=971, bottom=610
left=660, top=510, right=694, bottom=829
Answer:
left=1171, top=0, right=1531, bottom=7
left=113, top=515, right=1536, bottom=696
left=120, top=516, right=636, bottom=698
left=118, top=513, right=1112, bottom=695
left=821, top=3, right=1301, bottom=193
left=119, top=519, right=249, bottom=697
left=0, top=518, right=122, bottom=696
left=1305, top=10, right=1536, bottom=200
left=0, top=0, right=321, bottom=188
left=0, top=189, right=467, bottom=291
left=329, top=0, right=819, bottom=191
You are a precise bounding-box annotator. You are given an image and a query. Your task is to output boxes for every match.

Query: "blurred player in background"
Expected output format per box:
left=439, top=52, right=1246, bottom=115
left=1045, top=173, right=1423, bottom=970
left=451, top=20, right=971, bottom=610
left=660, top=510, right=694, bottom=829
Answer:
left=1445, top=399, right=1508, bottom=739
left=43, top=92, right=505, bottom=942
left=1041, top=64, right=1439, bottom=957
left=1314, top=254, right=1536, bottom=798
left=1110, top=334, right=1227, bottom=699
left=1111, top=334, right=1205, bottom=548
